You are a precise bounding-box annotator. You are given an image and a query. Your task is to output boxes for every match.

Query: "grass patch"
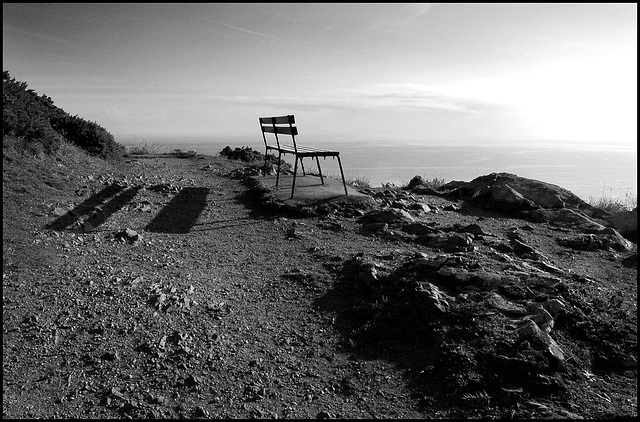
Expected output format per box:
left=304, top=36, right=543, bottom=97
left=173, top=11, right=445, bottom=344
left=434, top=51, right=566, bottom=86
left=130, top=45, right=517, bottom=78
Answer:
left=588, top=184, right=637, bottom=213
left=346, top=175, right=371, bottom=189
left=125, top=139, right=167, bottom=155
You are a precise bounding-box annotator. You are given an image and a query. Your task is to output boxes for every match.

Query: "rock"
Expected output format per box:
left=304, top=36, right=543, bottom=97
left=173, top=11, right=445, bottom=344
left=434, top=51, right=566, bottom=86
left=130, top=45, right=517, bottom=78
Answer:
left=606, top=207, right=637, bottom=241
left=526, top=304, right=554, bottom=332
left=558, top=232, right=633, bottom=252
left=402, top=222, right=440, bottom=236
left=517, top=319, right=564, bottom=362
left=539, top=298, right=567, bottom=317
left=360, top=222, right=389, bottom=236
left=437, top=266, right=472, bottom=283
left=407, top=202, right=432, bottom=213
left=361, top=209, right=414, bottom=225
left=422, top=233, right=474, bottom=252
left=510, top=239, right=533, bottom=254
left=342, top=256, right=388, bottom=290
left=595, top=228, right=635, bottom=251
left=529, top=208, right=606, bottom=231
left=486, top=293, right=528, bottom=316
left=317, top=410, right=336, bottom=419
left=114, top=228, right=141, bottom=244
left=53, top=206, right=68, bottom=216
left=469, top=269, right=504, bottom=289
left=444, top=173, right=597, bottom=214
left=407, top=175, right=424, bottom=189
left=483, top=184, right=540, bottom=211
left=416, top=282, right=455, bottom=312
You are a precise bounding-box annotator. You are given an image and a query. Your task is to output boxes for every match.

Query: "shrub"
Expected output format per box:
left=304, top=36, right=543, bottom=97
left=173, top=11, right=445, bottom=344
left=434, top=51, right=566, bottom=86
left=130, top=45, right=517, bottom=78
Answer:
left=125, top=140, right=167, bottom=155
left=50, top=114, right=124, bottom=160
left=3, top=70, right=124, bottom=160
left=220, top=146, right=264, bottom=162
left=588, top=184, right=637, bottom=213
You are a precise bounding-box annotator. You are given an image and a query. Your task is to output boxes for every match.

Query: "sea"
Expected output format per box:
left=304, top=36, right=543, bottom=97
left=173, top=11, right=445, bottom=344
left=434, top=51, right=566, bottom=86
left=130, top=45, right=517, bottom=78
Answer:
left=117, top=134, right=637, bottom=204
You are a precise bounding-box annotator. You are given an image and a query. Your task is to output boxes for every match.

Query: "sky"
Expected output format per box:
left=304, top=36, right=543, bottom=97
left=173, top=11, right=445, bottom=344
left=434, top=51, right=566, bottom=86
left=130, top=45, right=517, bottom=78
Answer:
left=3, top=3, right=637, bottom=148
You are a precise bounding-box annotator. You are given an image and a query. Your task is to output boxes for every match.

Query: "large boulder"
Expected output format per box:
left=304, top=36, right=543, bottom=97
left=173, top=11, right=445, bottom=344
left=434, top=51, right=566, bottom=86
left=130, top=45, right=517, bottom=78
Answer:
left=440, top=173, right=603, bottom=215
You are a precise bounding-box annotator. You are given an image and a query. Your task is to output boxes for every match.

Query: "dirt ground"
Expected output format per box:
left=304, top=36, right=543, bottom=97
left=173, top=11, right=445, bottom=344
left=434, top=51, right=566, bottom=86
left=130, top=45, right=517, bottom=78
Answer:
left=3, top=150, right=637, bottom=419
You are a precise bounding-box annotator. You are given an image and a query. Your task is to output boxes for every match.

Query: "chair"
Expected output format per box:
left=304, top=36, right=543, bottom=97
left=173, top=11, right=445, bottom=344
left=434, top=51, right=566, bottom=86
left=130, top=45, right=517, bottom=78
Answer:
left=259, top=115, right=348, bottom=199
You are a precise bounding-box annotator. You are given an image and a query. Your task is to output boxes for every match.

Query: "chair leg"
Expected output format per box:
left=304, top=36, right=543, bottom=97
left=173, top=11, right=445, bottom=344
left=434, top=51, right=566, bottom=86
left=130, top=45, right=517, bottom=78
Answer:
left=300, top=157, right=306, bottom=176
left=263, top=148, right=268, bottom=176
left=316, top=156, right=324, bottom=185
left=275, top=151, right=282, bottom=188
left=291, top=156, right=299, bottom=199
left=337, top=155, right=348, bottom=196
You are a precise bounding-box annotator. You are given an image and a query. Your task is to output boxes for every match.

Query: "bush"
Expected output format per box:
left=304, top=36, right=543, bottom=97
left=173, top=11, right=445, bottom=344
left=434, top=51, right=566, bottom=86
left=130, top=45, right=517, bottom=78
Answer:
left=125, top=140, right=166, bottom=155
left=220, top=146, right=264, bottom=162
left=50, top=114, right=124, bottom=160
left=3, top=70, right=124, bottom=160
left=588, top=185, right=637, bottom=213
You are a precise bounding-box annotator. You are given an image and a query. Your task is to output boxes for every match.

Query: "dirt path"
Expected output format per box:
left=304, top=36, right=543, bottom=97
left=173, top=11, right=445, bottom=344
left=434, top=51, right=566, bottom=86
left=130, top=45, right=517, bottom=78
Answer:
left=3, top=154, right=430, bottom=419
left=3, top=152, right=637, bottom=419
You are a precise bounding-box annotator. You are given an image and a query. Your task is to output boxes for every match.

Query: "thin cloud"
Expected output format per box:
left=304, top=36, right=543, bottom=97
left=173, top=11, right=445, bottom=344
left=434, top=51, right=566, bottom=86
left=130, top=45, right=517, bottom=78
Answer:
left=207, top=83, right=499, bottom=114
left=199, top=17, right=281, bottom=41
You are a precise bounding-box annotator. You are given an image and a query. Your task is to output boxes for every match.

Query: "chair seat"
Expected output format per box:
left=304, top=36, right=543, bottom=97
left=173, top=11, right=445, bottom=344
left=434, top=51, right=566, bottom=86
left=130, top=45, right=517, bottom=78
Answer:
left=269, top=143, right=340, bottom=157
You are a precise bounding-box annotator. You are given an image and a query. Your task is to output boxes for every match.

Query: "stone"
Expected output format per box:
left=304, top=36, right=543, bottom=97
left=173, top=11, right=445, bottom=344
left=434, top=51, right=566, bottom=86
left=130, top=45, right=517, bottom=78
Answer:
left=470, top=269, right=504, bottom=290
left=407, top=175, right=424, bottom=189
left=530, top=208, right=606, bottom=231
left=595, top=228, right=634, bottom=251
left=526, top=305, right=554, bottom=332
left=407, top=202, right=432, bottom=213
left=402, top=222, right=440, bottom=236
left=517, top=319, right=564, bottom=362
left=437, top=266, right=472, bottom=283
left=540, top=298, right=567, bottom=316
left=416, top=282, right=455, bottom=312
left=486, top=293, right=528, bottom=316
left=424, top=233, right=474, bottom=252
left=361, top=208, right=414, bottom=225
left=486, top=184, right=540, bottom=211
left=558, top=232, right=633, bottom=252
left=444, top=173, right=599, bottom=215
left=53, top=207, right=68, bottom=216
left=114, top=228, right=141, bottom=244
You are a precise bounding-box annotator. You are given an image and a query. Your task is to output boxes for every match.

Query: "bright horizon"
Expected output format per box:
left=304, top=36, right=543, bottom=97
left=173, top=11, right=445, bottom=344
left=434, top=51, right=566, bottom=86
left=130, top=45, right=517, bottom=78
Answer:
left=3, top=3, right=637, bottom=149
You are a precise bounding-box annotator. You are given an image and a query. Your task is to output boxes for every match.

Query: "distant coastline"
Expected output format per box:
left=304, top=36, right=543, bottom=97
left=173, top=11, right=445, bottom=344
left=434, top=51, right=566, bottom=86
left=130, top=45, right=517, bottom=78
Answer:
left=117, top=135, right=637, bottom=203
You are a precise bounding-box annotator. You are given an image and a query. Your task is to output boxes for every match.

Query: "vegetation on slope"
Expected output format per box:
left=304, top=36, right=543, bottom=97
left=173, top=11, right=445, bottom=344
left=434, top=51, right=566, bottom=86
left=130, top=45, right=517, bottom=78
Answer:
left=2, top=70, right=124, bottom=160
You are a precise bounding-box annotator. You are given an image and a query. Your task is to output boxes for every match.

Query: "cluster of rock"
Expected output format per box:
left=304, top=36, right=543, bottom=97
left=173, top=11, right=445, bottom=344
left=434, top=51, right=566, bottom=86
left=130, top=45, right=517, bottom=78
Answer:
left=358, top=172, right=636, bottom=244
left=333, top=172, right=637, bottom=405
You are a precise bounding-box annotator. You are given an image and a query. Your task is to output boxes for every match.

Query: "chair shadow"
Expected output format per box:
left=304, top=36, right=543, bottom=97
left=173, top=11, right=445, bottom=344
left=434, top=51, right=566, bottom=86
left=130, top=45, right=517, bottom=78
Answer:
left=45, top=184, right=126, bottom=231
left=145, top=187, right=210, bottom=234
left=85, top=186, right=143, bottom=229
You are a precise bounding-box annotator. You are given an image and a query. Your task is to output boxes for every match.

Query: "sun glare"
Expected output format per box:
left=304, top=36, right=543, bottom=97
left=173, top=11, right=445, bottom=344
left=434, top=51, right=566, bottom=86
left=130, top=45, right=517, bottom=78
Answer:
left=452, top=49, right=637, bottom=147
left=517, top=57, right=637, bottom=145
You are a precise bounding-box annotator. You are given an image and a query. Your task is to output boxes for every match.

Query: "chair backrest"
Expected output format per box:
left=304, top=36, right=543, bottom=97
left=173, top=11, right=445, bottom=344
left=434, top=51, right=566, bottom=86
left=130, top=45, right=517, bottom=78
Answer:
left=259, top=115, right=298, bottom=151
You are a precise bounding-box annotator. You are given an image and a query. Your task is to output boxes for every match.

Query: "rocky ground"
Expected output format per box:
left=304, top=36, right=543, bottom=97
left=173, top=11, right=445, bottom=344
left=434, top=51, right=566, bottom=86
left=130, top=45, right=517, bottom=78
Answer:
left=2, top=148, right=637, bottom=419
